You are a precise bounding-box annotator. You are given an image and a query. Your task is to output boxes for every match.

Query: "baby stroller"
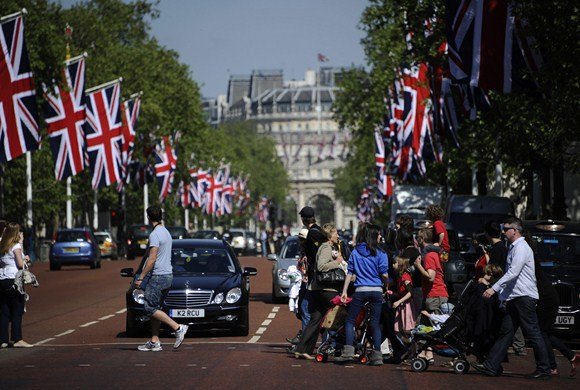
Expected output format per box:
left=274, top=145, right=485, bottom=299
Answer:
left=315, top=299, right=372, bottom=363
left=408, top=280, right=476, bottom=375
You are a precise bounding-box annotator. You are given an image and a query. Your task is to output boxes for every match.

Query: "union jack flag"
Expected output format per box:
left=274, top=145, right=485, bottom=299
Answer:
left=154, top=135, right=177, bottom=203
left=0, top=13, right=40, bottom=164
left=43, top=54, right=86, bottom=180
left=257, top=196, right=269, bottom=223
left=203, top=170, right=223, bottom=216
left=117, top=94, right=141, bottom=191
left=374, top=127, right=393, bottom=198
left=84, top=80, right=123, bottom=189
left=176, top=180, right=192, bottom=208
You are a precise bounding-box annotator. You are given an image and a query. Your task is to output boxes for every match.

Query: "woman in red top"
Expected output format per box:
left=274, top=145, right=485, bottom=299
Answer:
left=426, top=205, right=450, bottom=262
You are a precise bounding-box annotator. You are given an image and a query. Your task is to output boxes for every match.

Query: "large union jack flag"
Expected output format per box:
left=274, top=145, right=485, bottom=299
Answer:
left=43, top=54, right=86, bottom=180
left=0, top=13, right=40, bottom=164
left=117, top=94, right=141, bottom=191
left=154, top=135, right=177, bottom=203
left=84, top=81, right=123, bottom=189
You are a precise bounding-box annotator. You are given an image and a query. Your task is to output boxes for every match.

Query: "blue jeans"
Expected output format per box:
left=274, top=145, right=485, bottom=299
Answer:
left=484, top=296, right=550, bottom=374
left=261, top=240, right=268, bottom=256
left=300, top=289, right=312, bottom=331
left=344, top=290, right=383, bottom=351
left=143, top=274, right=172, bottom=316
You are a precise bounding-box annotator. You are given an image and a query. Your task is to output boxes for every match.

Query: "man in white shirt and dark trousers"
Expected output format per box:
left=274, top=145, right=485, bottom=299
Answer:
left=135, top=206, right=188, bottom=351
left=473, top=217, right=550, bottom=379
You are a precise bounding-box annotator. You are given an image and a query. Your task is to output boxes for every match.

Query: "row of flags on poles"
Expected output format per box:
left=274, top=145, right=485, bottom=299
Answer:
left=362, top=0, right=542, bottom=222
left=0, top=10, right=258, bottom=219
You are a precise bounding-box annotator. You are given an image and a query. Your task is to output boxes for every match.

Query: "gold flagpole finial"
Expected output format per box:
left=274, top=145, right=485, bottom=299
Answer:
left=64, top=23, right=73, bottom=61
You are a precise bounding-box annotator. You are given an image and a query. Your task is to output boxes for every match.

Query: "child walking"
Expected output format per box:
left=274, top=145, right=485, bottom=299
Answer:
left=393, top=256, right=416, bottom=339
left=425, top=205, right=450, bottom=262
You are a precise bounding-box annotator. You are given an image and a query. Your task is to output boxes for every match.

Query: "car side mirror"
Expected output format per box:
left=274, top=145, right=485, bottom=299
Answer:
left=267, top=254, right=277, bottom=261
left=120, top=268, right=134, bottom=277
left=243, top=267, right=258, bottom=276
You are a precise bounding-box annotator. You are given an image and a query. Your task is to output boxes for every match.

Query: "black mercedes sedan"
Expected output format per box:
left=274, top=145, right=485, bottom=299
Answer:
left=120, top=239, right=257, bottom=337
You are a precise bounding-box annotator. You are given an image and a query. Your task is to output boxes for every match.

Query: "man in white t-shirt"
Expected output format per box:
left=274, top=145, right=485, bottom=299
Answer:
left=135, top=206, right=188, bottom=351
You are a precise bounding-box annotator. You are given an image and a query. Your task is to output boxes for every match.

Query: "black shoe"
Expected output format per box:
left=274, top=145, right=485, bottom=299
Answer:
left=286, top=330, right=302, bottom=345
left=526, top=371, right=551, bottom=380
left=472, top=362, right=500, bottom=377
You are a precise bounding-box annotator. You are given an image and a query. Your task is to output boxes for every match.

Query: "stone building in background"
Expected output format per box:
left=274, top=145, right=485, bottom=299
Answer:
left=204, top=67, right=357, bottom=230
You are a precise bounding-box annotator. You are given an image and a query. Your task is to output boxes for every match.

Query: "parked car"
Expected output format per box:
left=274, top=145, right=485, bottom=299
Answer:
left=227, top=228, right=254, bottom=256
left=269, top=235, right=301, bottom=302
left=192, top=230, right=221, bottom=240
left=94, top=231, right=118, bottom=260
left=525, top=220, right=580, bottom=338
left=120, top=238, right=257, bottom=337
left=49, top=227, right=101, bottom=271
left=167, top=226, right=189, bottom=239
left=126, top=224, right=152, bottom=260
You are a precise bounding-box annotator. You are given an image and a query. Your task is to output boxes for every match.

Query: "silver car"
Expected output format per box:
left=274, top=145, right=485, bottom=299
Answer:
left=268, top=236, right=301, bottom=302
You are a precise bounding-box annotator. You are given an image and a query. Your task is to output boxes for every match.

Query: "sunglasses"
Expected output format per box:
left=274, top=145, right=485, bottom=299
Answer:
left=502, top=226, right=515, bottom=233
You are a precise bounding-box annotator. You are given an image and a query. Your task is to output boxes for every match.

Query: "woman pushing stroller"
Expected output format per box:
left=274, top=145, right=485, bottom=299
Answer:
left=335, top=223, right=389, bottom=366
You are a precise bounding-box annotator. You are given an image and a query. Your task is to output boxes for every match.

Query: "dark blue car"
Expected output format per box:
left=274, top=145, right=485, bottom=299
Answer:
left=50, top=227, right=101, bottom=271
left=120, top=239, right=257, bottom=337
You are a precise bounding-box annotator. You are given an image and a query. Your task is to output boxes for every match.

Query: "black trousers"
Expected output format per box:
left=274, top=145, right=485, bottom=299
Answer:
left=295, top=290, right=336, bottom=354
left=0, top=279, right=25, bottom=344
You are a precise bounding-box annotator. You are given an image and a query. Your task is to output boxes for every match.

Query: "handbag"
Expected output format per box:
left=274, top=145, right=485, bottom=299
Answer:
left=321, top=305, right=348, bottom=330
left=316, top=267, right=346, bottom=286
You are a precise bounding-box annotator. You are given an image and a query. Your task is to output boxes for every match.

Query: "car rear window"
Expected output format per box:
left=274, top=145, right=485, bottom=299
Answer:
left=230, top=231, right=244, bottom=238
left=171, top=248, right=236, bottom=274
left=533, top=234, right=580, bottom=265
left=57, top=231, right=88, bottom=242
left=131, top=226, right=152, bottom=238
left=192, top=231, right=218, bottom=239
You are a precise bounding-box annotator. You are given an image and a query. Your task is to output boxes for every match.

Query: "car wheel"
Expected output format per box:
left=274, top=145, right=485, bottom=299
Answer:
left=232, top=308, right=249, bottom=336
left=271, top=284, right=282, bottom=303
left=112, top=253, right=118, bottom=260
left=96, top=261, right=102, bottom=269
left=125, top=312, right=146, bottom=337
left=49, top=261, right=61, bottom=271
left=90, top=260, right=97, bottom=269
left=127, top=251, right=135, bottom=260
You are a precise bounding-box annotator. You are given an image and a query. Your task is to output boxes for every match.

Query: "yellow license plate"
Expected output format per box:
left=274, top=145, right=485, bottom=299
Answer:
left=64, top=247, right=79, bottom=253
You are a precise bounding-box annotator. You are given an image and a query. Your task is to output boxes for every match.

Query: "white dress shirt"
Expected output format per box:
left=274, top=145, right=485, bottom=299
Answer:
left=491, top=237, right=538, bottom=301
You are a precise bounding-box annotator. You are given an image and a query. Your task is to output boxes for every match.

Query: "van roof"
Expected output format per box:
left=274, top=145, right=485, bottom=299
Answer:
left=446, top=195, right=515, bottom=215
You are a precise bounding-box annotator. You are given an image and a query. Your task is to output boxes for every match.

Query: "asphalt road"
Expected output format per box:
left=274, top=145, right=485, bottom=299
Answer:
left=0, top=255, right=577, bottom=389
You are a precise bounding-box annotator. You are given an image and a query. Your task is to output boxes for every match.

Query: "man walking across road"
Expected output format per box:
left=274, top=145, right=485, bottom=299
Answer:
left=135, top=206, right=188, bottom=351
left=473, top=217, right=550, bottom=379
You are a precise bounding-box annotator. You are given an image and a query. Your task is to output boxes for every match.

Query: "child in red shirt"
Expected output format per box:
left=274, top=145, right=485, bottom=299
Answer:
left=426, top=205, right=450, bottom=262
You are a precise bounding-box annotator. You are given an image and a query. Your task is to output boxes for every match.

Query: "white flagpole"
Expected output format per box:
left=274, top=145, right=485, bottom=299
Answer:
left=66, top=177, right=72, bottom=228
left=93, top=190, right=98, bottom=230
left=26, top=152, right=32, bottom=228
left=143, top=183, right=149, bottom=224
left=317, top=59, right=321, bottom=135
left=86, top=77, right=123, bottom=94
left=184, top=209, right=189, bottom=231
left=0, top=9, right=27, bottom=23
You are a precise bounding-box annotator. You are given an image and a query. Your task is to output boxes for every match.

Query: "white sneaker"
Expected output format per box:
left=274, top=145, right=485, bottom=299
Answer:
left=137, top=340, right=162, bottom=352
left=173, top=325, right=188, bottom=349
left=13, top=340, right=33, bottom=348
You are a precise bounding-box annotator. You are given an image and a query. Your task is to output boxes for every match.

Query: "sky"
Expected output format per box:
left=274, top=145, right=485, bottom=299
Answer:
left=58, top=0, right=368, bottom=98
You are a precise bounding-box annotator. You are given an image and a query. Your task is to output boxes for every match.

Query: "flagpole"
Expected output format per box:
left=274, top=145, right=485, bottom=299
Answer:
left=93, top=190, right=98, bottom=231
left=0, top=8, right=27, bottom=22
left=66, top=177, right=72, bottom=228
left=184, top=209, right=189, bottom=231
left=143, top=183, right=148, bottom=224
left=26, top=152, right=32, bottom=228
left=86, top=77, right=123, bottom=94
left=64, top=52, right=88, bottom=66
left=316, top=59, right=321, bottom=135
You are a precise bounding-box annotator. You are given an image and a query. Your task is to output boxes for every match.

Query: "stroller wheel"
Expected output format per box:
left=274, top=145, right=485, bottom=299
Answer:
left=359, top=355, right=369, bottom=364
left=453, top=359, right=469, bottom=375
left=410, top=358, right=428, bottom=372
left=315, top=353, right=327, bottom=363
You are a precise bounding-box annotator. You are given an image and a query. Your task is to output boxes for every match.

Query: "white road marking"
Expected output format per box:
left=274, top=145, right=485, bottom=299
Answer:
left=255, top=327, right=267, bottom=335
left=24, top=365, right=35, bottom=368
left=80, top=321, right=99, bottom=328
left=116, top=308, right=127, bottom=314
left=261, top=319, right=272, bottom=326
left=247, top=336, right=260, bottom=343
left=201, top=367, right=207, bottom=370
left=240, top=364, right=250, bottom=367
left=78, top=364, right=90, bottom=367
left=267, top=313, right=276, bottom=319
left=35, top=338, right=55, bottom=345
left=135, top=364, right=147, bottom=367
left=98, top=314, right=115, bottom=320
left=227, top=347, right=236, bottom=350
left=55, top=329, right=75, bottom=337
left=187, top=364, right=197, bottom=367
left=272, top=306, right=280, bottom=312
left=291, top=365, right=301, bottom=367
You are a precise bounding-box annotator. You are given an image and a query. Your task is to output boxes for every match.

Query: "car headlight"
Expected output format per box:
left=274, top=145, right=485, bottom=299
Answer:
left=213, top=292, right=224, bottom=304
left=226, top=287, right=242, bottom=304
left=455, top=260, right=466, bottom=272
left=278, top=269, right=288, bottom=281
left=132, top=288, right=145, bottom=304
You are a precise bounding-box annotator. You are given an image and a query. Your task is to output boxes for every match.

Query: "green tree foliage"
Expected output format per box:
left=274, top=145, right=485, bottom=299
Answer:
left=333, top=0, right=579, bottom=209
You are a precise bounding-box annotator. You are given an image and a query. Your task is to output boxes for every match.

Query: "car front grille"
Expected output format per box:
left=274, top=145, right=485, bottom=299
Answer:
left=164, top=290, right=213, bottom=308
left=552, top=282, right=576, bottom=307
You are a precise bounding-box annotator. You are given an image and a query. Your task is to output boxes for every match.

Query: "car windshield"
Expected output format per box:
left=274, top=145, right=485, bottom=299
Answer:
left=167, top=227, right=187, bottom=238
left=448, top=213, right=510, bottom=238
left=532, top=234, right=580, bottom=265
left=94, top=233, right=109, bottom=242
left=131, top=226, right=152, bottom=238
left=230, top=231, right=244, bottom=238
left=57, top=231, right=88, bottom=242
left=281, top=239, right=300, bottom=259
left=171, top=248, right=236, bottom=274
left=192, top=231, right=218, bottom=239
